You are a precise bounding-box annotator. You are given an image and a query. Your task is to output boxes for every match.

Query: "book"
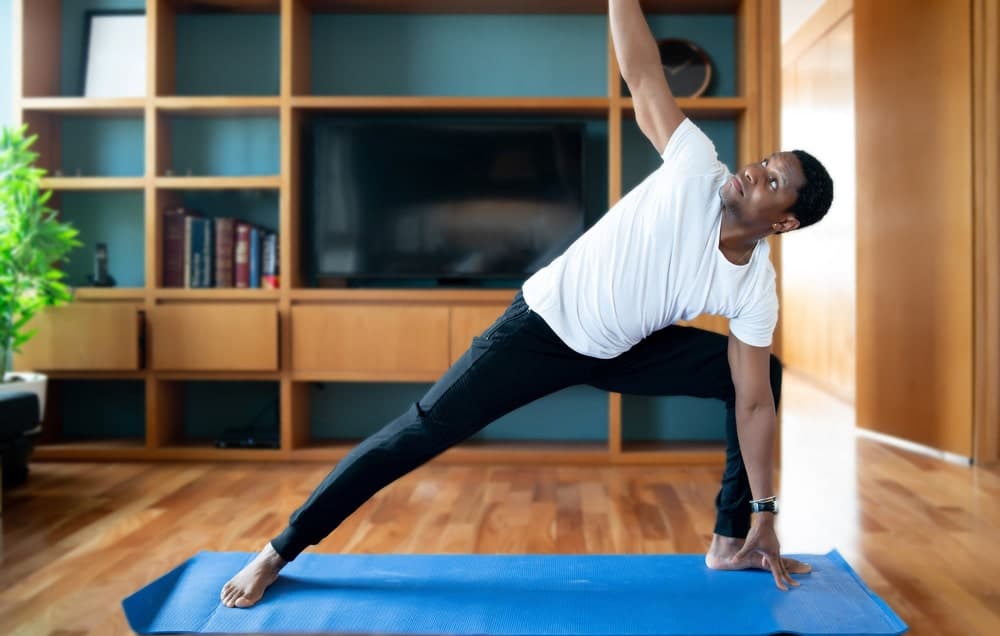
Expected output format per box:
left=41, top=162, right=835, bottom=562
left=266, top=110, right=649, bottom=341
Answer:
left=214, top=217, right=236, bottom=288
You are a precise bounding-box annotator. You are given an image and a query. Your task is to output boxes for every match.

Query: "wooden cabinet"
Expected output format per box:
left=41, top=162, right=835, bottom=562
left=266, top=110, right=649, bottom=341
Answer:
left=291, top=304, right=451, bottom=378
left=15, top=303, right=142, bottom=371
left=449, top=305, right=508, bottom=364
left=150, top=303, right=278, bottom=371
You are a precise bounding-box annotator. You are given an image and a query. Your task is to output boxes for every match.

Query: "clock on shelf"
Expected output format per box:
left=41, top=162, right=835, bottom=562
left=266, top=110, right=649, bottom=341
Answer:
left=621, top=37, right=714, bottom=99
left=657, top=38, right=713, bottom=98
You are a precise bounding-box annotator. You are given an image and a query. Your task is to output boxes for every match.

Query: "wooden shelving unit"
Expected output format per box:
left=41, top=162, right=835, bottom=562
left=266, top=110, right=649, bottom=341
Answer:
left=13, top=0, right=780, bottom=466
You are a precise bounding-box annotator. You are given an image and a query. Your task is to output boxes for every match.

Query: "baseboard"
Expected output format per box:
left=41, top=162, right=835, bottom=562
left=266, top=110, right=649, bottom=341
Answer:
left=855, top=427, right=972, bottom=466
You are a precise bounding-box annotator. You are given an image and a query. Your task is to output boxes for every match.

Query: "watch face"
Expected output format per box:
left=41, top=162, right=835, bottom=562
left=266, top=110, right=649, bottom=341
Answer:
left=657, top=38, right=712, bottom=98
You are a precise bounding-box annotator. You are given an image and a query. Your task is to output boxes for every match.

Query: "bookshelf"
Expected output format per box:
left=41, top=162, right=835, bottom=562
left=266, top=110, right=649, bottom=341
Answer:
left=12, top=0, right=780, bottom=465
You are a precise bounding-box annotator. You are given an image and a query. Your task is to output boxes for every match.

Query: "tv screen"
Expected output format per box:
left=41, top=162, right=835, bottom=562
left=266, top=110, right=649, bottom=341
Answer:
left=303, top=118, right=586, bottom=282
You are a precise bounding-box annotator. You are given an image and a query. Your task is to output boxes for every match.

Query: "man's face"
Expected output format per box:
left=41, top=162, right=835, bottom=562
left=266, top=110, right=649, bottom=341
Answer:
left=721, top=151, right=805, bottom=234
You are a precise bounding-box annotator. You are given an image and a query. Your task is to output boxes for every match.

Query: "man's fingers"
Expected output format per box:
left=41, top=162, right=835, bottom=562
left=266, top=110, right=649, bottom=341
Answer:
left=775, top=555, right=799, bottom=588
left=767, top=556, right=788, bottom=591
left=781, top=557, right=812, bottom=574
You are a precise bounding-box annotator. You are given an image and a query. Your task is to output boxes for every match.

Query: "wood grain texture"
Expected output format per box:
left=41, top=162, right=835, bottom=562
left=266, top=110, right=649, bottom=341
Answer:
left=3, top=373, right=998, bottom=635
left=972, top=0, right=1000, bottom=464
left=16, top=0, right=60, bottom=97
left=150, top=303, right=279, bottom=371
left=449, top=305, right=507, bottom=365
left=290, top=304, right=451, bottom=375
left=780, top=10, right=855, bottom=401
left=855, top=0, right=974, bottom=456
left=14, top=304, right=143, bottom=371
left=301, top=0, right=738, bottom=14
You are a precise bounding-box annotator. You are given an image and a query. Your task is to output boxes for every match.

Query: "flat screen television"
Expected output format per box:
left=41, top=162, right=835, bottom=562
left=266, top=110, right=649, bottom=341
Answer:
left=303, top=117, right=586, bottom=283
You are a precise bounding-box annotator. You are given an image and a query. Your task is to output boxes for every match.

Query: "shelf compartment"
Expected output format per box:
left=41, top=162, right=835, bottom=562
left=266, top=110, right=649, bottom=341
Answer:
left=56, top=190, right=147, bottom=288
left=305, top=382, right=610, bottom=448
left=619, top=13, right=738, bottom=99
left=21, top=111, right=145, bottom=178
left=151, top=379, right=281, bottom=449
left=36, top=379, right=146, bottom=446
left=156, top=112, right=280, bottom=178
left=621, top=395, right=728, bottom=447
left=153, top=189, right=280, bottom=289
left=20, top=97, right=146, bottom=114
left=302, top=1, right=738, bottom=13
left=308, top=13, right=606, bottom=98
left=19, top=0, right=146, bottom=98
left=291, top=96, right=611, bottom=116
left=159, top=0, right=280, bottom=96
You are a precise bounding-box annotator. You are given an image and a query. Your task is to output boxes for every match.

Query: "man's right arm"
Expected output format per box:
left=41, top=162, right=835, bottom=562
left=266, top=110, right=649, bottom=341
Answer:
left=609, top=0, right=686, bottom=155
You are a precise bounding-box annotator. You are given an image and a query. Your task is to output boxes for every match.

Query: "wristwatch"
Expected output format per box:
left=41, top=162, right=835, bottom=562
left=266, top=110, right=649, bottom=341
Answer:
left=750, top=496, right=779, bottom=514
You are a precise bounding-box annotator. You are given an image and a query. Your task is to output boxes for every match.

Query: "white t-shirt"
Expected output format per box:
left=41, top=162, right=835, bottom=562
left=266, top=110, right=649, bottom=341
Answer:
left=522, top=118, right=778, bottom=359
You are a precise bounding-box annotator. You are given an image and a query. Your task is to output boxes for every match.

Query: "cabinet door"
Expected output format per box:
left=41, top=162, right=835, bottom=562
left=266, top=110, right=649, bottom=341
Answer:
left=449, top=304, right=509, bottom=365
left=151, top=303, right=278, bottom=371
left=15, top=303, right=142, bottom=371
left=292, top=304, right=450, bottom=377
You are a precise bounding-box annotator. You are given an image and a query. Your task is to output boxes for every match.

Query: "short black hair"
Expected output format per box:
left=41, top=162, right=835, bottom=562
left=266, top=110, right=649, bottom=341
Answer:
left=789, top=149, right=833, bottom=229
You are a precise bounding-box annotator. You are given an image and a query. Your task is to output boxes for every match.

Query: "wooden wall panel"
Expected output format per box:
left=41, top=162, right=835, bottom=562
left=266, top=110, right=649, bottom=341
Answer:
left=855, top=0, right=973, bottom=456
left=780, top=7, right=855, bottom=401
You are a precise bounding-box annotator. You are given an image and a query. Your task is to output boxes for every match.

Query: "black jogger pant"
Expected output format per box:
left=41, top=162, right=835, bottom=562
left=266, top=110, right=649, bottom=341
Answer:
left=270, top=290, right=782, bottom=561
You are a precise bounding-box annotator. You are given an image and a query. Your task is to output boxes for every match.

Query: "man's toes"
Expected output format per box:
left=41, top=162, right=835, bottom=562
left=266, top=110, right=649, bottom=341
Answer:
left=235, top=592, right=258, bottom=609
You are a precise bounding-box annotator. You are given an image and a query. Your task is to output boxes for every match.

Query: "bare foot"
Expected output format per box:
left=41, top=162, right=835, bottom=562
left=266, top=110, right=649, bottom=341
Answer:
left=704, top=534, right=812, bottom=574
left=220, top=542, right=288, bottom=608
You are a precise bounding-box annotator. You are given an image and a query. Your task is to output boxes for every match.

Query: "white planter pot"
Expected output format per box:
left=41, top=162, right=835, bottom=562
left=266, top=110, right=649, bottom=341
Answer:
left=1, top=371, right=48, bottom=430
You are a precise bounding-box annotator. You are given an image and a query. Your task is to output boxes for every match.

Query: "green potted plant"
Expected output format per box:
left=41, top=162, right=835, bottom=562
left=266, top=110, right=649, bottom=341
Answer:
left=0, top=123, right=82, bottom=420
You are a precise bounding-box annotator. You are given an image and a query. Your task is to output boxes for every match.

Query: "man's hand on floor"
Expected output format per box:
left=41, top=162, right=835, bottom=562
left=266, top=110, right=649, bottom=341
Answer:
left=731, top=516, right=801, bottom=590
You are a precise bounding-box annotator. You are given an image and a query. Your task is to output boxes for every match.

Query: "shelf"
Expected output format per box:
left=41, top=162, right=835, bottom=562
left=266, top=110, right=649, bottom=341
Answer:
left=168, top=0, right=280, bottom=13
left=41, top=177, right=146, bottom=191
left=292, top=96, right=611, bottom=116
left=154, top=288, right=280, bottom=301
left=303, top=0, right=738, bottom=14
left=71, top=288, right=147, bottom=301
left=156, top=97, right=281, bottom=114
left=290, top=289, right=518, bottom=303
left=618, top=441, right=726, bottom=464
left=292, top=440, right=610, bottom=464
left=155, top=176, right=281, bottom=189
left=153, top=371, right=281, bottom=382
left=155, top=445, right=284, bottom=461
left=34, top=439, right=148, bottom=461
left=19, top=98, right=146, bottom=115
left=39, top=370, right=146, bottom=380
left=622, top=97, right=747, bottom=119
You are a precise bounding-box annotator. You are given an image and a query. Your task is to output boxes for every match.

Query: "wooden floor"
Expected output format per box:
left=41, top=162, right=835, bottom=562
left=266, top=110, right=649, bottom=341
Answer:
left=1, top=372, right=998, bottom=636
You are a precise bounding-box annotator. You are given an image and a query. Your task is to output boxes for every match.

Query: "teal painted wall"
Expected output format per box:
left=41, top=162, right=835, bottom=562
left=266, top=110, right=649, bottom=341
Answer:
left=60, top=191, right=146, bottom=287
left=0, top=0, right=11, bottom=126
left=41, top=6, right=739, bottom=445
left=310, top=383, right=609, bottom=443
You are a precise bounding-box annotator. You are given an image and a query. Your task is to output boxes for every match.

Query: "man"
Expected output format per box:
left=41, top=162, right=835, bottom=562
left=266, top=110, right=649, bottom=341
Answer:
left=221, top=0, right=833, bottom=609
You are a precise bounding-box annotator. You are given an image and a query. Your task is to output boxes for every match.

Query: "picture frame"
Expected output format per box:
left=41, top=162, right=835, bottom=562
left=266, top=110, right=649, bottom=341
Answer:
left=81, top=10, right=147, bottom=98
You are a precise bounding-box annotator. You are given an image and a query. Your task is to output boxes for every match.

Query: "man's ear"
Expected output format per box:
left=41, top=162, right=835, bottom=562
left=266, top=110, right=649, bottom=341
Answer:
left=771, top=215, right=800, bottom=235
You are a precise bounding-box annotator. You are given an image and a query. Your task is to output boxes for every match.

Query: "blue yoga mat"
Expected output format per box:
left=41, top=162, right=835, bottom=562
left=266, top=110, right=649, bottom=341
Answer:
left=122, top=550, right=906, bottom=636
